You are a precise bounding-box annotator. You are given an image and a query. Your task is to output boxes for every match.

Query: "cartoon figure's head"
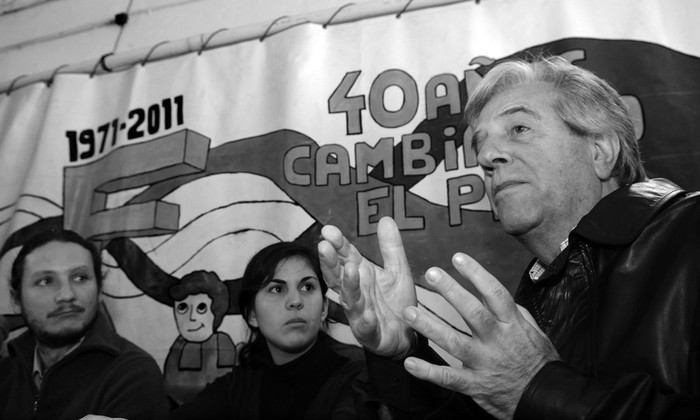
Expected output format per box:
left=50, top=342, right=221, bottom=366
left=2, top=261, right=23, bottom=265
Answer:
left=169, top=271, right=228, bottom=343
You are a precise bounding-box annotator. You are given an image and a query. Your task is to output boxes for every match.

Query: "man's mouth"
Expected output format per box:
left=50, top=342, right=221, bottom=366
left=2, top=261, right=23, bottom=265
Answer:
left=48, top=306, right=85, bottom=318
left=494, top=180, right=525, bottom=196
left=187, top=324, right=204, bottom=332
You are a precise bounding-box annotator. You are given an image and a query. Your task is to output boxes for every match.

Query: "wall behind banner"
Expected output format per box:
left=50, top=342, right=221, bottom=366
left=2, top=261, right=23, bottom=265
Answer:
left=1, top=0, right=699, bottom=402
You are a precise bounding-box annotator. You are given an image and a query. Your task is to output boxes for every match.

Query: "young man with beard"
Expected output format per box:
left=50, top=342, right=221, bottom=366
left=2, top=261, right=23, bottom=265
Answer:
left=0, top=229, right=169, bottom=420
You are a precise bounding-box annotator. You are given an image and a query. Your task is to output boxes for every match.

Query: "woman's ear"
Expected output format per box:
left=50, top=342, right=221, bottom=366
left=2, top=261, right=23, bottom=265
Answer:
left=320, top=298, right=329, bottom=322
left=591, top=131, right=620, bottom=181
left=247, top=309, right=259, bottom=328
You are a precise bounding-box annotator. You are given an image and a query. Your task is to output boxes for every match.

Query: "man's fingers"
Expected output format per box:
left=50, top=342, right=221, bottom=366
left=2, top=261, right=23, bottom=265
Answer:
left=404, top=357, right=474, bottom=393
left=320, top=224, right=345, bottom=249
left=377, top=217, right=411, bottom=276
left=318, top=240, right=342, bottom=291
left=424, top=266, right=498, bottom=337
left=403, top=306, right=474, bottom=362
left=340, top=262, right=363, bottom=313
left=452, top=253, right=518, bottom=323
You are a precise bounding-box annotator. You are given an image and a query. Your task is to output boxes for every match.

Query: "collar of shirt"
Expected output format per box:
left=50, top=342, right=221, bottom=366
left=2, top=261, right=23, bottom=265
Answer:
left=32, top=336, right=85, bottom=390
left=529, top=237, right=570, bottom=282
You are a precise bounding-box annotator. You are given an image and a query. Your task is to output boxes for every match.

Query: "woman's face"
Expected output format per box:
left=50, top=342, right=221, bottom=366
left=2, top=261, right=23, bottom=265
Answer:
left=249, top=256, right=328, bottom=365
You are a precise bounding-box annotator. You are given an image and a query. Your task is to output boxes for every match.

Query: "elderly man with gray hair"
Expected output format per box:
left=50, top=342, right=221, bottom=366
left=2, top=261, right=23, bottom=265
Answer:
left=319, top=56, right=700, bottom=419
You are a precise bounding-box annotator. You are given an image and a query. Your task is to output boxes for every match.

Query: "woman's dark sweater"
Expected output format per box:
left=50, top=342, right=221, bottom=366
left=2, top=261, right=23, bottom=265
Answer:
left=170, top=332, right=364, bottom=420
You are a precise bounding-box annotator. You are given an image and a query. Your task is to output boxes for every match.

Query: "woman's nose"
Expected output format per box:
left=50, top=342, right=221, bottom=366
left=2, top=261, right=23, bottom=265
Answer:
left=287, top=292, right=303, bottom=310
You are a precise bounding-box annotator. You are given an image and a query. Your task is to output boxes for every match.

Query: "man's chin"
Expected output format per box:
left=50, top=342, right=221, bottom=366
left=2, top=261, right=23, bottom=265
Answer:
left=499, top=218, right=534, bottom=237
left=28, top=314, right=97, bottom=349
left=35, top=328, right=87, bottom=349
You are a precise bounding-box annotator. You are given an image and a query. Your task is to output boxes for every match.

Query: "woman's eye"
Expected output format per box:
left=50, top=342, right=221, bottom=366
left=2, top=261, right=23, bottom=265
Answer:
left=268, top=285, right=283, bottom=294
left=196, top=302, right=208, bottom=314
left=176, top=302, right=189, bottom=314
left=300, top=283, right=315, bottom=292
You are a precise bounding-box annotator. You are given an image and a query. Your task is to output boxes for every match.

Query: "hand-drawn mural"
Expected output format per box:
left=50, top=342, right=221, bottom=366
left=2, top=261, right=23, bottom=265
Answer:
left=1, top=12, right=699, bottom=394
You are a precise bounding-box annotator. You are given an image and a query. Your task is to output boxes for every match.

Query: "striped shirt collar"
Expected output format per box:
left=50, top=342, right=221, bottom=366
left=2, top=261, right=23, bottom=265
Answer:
left=528, top=236, right=570, bottom=282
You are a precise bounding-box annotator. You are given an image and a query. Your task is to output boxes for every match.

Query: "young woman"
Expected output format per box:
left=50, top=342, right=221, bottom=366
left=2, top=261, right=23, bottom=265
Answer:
left=170, top=242, right=366, bottom=420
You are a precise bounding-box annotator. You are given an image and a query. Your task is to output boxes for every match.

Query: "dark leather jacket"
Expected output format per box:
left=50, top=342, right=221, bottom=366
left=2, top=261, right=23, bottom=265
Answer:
left=514, top=179, right=700, bottom=419
left=363, top=179, right=700, bottom=420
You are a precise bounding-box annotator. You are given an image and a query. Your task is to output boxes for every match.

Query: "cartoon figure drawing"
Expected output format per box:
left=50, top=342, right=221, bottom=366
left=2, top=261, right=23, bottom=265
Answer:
left=164, top=270, right=238, bottom=404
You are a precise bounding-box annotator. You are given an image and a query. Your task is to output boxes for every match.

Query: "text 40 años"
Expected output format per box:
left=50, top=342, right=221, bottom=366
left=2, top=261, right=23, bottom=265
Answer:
left=66, top=95, right=184, bottom=162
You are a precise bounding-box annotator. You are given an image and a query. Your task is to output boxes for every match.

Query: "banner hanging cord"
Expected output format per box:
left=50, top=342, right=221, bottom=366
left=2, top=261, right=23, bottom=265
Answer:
left=111, top=0, right=134, bottom=54
left=1, top=0, right=475, bottom=95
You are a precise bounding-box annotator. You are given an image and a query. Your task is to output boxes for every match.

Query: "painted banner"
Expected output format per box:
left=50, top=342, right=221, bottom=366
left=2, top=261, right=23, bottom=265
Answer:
left=1, top=0, right=699, bottom=402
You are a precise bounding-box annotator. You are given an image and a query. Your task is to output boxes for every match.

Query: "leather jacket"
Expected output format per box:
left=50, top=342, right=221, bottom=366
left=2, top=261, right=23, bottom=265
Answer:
left=514, top=179, right=700, bottom=419
left=362, top=179, right=700, bottom=420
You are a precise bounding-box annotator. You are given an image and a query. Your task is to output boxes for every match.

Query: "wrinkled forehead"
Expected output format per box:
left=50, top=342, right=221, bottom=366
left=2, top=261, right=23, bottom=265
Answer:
left=483, top=81, right=556, bottom=113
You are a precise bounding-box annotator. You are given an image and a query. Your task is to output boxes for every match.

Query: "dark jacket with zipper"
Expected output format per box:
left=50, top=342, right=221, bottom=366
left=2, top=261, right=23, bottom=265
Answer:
left=364, top=178, right=700, bottom=419
left=0, top=311, right=169, bottom=420
left=513, top=178, right=700, bottom=419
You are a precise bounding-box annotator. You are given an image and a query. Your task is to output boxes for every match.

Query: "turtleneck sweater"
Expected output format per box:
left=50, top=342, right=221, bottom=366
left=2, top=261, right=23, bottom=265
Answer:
left=169, top=332, right=365, bottom=420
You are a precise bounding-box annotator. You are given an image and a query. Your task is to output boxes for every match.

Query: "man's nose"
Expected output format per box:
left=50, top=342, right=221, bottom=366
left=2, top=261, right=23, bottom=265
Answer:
left=477, top=136, right=511, bottom=170
left=55, top=279, right=77, bottom=302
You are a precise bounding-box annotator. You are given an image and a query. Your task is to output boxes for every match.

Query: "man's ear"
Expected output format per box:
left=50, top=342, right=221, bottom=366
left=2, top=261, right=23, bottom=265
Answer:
left=10, top=290, right=22, bottom=314
left=591, top=131, right=620, bottom=181
left=248, top=310, right=258, bottom=328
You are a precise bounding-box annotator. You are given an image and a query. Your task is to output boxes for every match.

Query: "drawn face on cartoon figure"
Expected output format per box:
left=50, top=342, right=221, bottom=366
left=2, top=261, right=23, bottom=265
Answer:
left=174, top=293, right=215, bottom=343
left=248, top=256, right=328, bottom=365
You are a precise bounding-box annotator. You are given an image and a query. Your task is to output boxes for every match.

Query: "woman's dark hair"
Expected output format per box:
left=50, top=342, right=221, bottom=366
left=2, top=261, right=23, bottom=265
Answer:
left=238, top=241, right=328, bottom=366
left=10, top=228, right=103, bottom=300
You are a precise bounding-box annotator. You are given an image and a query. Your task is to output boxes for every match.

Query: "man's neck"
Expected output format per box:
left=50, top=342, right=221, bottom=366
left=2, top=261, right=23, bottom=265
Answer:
left=36, top=337, right=84, bottom=370
left=519, top=230, right=568, bottom=266
left=520, top=180, right=622, bottom=264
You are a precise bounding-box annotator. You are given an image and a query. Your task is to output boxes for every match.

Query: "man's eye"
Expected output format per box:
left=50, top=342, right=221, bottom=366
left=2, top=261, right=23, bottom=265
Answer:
left=36, top=277, right=52, bottom=286
left=512, top=125, right=529, bottom=134
left=73, top=274, right=90, bottom=282
left=176, top=302, right=189, bottom=314
left=196, top=302, right=208, bottom=314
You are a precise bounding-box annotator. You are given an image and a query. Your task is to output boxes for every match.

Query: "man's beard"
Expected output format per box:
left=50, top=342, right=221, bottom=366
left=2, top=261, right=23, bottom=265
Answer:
left=23, top=309, right=97, bottom=349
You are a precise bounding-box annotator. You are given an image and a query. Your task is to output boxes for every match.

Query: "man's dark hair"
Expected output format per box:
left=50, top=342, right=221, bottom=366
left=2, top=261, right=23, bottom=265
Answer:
left=10, top=228, right=103, bottom=300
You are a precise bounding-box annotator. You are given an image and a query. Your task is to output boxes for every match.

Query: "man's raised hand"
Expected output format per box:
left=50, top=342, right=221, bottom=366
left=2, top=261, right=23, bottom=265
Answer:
left=402, top=252, right=560, bottom=419
left=318, top=217, right=417, bottom=357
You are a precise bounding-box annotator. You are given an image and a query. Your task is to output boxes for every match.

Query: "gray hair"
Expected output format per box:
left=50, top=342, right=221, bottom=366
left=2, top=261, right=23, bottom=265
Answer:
left=464, top=56, right=646, bottom=185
